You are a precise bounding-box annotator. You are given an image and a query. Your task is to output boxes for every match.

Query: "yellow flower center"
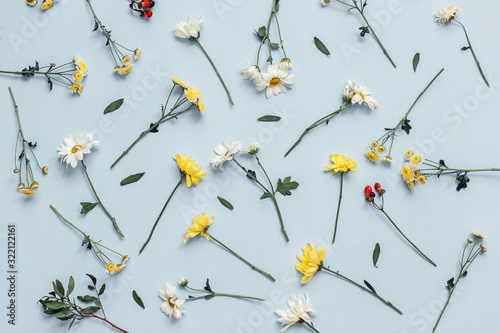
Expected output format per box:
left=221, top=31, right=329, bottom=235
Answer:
left=71, top=145, right=83, bottom=153
left=359, top=92, right=365, bottom=100
left=270, top=78, right=281, bottom=86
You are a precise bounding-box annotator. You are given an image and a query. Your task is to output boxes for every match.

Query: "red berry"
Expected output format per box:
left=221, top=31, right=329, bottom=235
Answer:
left=144, top=10, right=153, bottom=17
left=142, top=0, right=151, bottom=8
left=374, top=183, right=381, bottom=191
left=364, top=186, right=372, bottom=195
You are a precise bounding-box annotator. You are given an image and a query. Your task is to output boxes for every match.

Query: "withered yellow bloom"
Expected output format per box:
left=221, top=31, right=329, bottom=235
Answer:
left=183, top=213, right=214, bottom=243
left=295, top=244, right=327, bottom=284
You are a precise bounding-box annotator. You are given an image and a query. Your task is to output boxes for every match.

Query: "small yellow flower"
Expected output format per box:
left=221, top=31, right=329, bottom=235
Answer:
left=401, top=164, right=414, bottom=181
left=174, top=154, right=207, bottom=187
left=405, top=148, right=414, bottom=160
left=480, top=243, right=487, bottom=252
left=26, top=0, right=37, bottom=6
left=413, top=169, right=420, bottom=178
left=411, top=153, right=423, bottom=166
left=185, top=88, right=198, bottom=103
left=106, top=262, right=117, bottom=274
left=70, top=83, right=83, bottom=94
left=376, top=145, right=387, bottom=153
left=114, top=264, right=126, bottom=274
left=183, top=213, right=215, bottom=243
left=171, top=77, right=190, bottom=89
left=122, top=55, right=132, bottom=64
left=383, top=156, right=393, bottom=163
left=193, top=87, right=202, bottom=99
left=76, top=59, right=87, bottom=74
left=296, top=244, right=327, bottom=284
left=114, top=66, right=121, bottom=73
left=324, top=154, right=357, bottom=175
left=77, top=84, right=84, bottom=94
left=42, top=166, right=49, bottom=174
left=407, top=180, right=415, bottom=190
left=17, top=183, right=26, bottom=189
left=134, top=47, right=141, bottom=60
left=19, top=188, right=36, bottom=195
left=41, top=0, right=52, bottom=10
left=14, top=168, right=20, bottom=174
left=73, top=71, right=84, bottom=83
left=118, top=65, right=133, bottom=75
left=366, top=150, right=379, bottom=162
left=417, top=176, right=426, bottom=184
left=122, top=255, right=130, bottom=264
left=473, top=231, right=486, bottom=240
left=30, top=181, right=39, bottom=189
left=370, top=141, right=378, bottom=148
left=196, top=100, right=205, bottom=114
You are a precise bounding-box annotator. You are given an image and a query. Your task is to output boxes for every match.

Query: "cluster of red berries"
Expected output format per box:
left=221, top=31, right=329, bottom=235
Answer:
left=364, top=183, right=385, bottom=202
left=129, top=0, right=155, bottom=18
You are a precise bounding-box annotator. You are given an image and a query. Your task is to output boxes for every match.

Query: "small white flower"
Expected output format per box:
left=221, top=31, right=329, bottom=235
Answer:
left=178, top=277, right=188, bottom=287
left=159, top=282, right=185, bottom=320
left=279, top=58, right=292, bottom=70
left=174, top=16, right=204, bottom=39
left=344, top=80, right=378, bottom=110
left=210, top=140, right=242, bottom=171
left=275, top=293, right=318, bottom=333
left=243, top=142, right=261, bottom=155
left=256, top=64, right=294, bottom=98
left=57, top=132, right=99, bottom=168
left=241, top=60, right=262, bottom=83
left=435, top=5, right=461, bottom=24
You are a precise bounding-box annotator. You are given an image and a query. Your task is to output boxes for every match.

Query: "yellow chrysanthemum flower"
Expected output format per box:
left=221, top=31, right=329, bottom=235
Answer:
left=19, top=188, right=35, bottom=195
left=376, top=145, right=387, bottom=153
left=417, top=176, right=426, bottom=184
left=401, top=164, right=414, bottom=181
left=122, top=55, right=132, bottom=64
left=73, top=71, right=84, bottom=83
left=407, top=180, right=415, bottom=190
left=370, top=141, right=378, bottom=148
left=194, top=87, right=202, bottom=99
left=411, top=153, right=423, bottom=166
left=383, top=156, right=393, bottom=163
left=295, top=244, right=327, bottom=284
left=196, top=100, right=205, bottom=114
left=185, top=88, right=198, bottom=103
left=41, top=0, right=52, bottom=10
left=76, top=59, right=87, bottom=74
left=106, top=262, right=117, bottom=274
left=174, top=154, right=207, bottom=187
left=405, top=148, right=414, bottom=160
left=324, top=154, right=357, bottom=175
left=183, top=212, right=214, bottom=243
left=134, top=47, right=141, bottom=60
left=366, top=149, right=379, bottom=162
left=69, top=83, right=81, bottom=93
left=118, top=65, right=133, bottom=75
left=473, top=231, right=486, bottom=239
left=171, top=77, right=190, bottom=89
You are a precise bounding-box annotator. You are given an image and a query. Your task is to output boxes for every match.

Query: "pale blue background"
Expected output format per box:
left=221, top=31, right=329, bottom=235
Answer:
left=0, top=0, right=499, bottom=332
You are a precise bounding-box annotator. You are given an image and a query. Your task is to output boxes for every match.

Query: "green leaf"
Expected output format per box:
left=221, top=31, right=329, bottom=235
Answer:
left=43, top=301, right=68, bottom=310
left=260, top=192, right=272, bottom=200
left=120, top=172, right=145, bottom=186
left=54, top=311, right=71, bottom=321
left=364, top=280, right=377, bottom=294
left=77, top=295, right=97, bottom=302
left=54, top=280, right=65, bottom=298
left=372, top=243, right=380, bottom=268
left=270, top=43, right=279, bottom=49
left=67, top=276, right=75, bottom=297
left=446, top=277, right=455, bottom=291
left=257, top=115, right=281, bottom=122
left=103, top=98, right=125, bottom=114
left=266, top=55, right=273, bottom=63
left=256, top=26, right=266, bottom=38
left=247, top=170, right=257, bottom=180
left=88, top=285, right=95, bottom=291
left=412, top=53, right=420, bottom=72
left=132, top=290, right=145, bottom=309
left=86, top=274, right=97, bottom=286
left=314, top=37, right=330, bottom=56
left=276, top=177, right=299, bottom=196
left=98, top=284, right=106, bottom=296
left=217, top=196, right=234, bottom=210
left=94, top=299, right=101, bottom=307
left=82, top=306, right=100, bottom=314
left=80, top=202, right=98, bottom=215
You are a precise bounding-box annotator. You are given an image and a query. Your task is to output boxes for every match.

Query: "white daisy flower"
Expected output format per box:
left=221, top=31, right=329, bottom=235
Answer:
left=241, top=60, right=262, bottom=83
left=57, top=132, right=99, bottom=168
left=279, top=58, right=292, bottom=70
left=435, top=5, right=461, bottom=24
left=345, top=80, right=378, bottom=110
left=210, top=140, right=242, bottom=171
left=174, top=16, right=204, bottom=39
left=275, top=293, right=318, bottom=333
left=242, top=141, right=261, bottom=155
left=159, top=282, right=185, bottom=320
left=256, top=64, right=294, bottom=98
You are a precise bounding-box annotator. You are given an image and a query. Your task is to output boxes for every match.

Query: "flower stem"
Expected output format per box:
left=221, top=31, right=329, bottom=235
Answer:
left=322, top=266, right=403, bottom=315
left=351, top=1, right=396, bottom=68
left=77, top=305, right=128, bottom=333
left=50, top=205, right=86, bottom=236
left=455, top=20, right=490, bottom=88
left=194, top=39, right=234, bottom=105
left=303, top=321, right=320, bottom=333
left=81, top=160, right=124, bottom=238
left=207, top=232, right=275, bottom=282
left=332, top=172, right=344, bottom=244
left=9, top=88, right=28, bottom=170
left=139, top=176, right=184, bottom=254
left=110, top=124, right=158, bottom=169
left=379, top=209, right=436, bottom=267
left=185, top=292, right=265, bottom=302
left=284, top=103, right=351, bottom=157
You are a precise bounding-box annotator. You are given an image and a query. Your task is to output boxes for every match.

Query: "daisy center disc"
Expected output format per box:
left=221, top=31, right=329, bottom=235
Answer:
left=270, top=77, right=281, bottom=86
left=71, top=145, right=83, bottom=153
left=359, top=92, right=365, bottom=100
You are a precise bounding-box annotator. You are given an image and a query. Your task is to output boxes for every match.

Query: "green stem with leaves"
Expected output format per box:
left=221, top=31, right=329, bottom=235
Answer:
left=81, top=160, right=124, bottom=238
left=332, top=172, right=344, bottom=244
left=322, top=266, right=402, bottom=315
left=194, top=39, right=234, bottom=105
left=285, top=103, right=351, bottom=157
left=207, top=232, right=275, bottom=282
left=139, top=176, right=185, bottom=254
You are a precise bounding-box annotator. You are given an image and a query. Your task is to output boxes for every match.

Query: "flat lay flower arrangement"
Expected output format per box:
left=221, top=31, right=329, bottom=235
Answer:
left=1, top=1, right=498, bottom=332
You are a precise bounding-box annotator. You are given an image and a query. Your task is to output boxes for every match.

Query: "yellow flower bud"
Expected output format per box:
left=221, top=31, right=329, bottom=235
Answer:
left=30, top=181, right=39, bottom=189
left=42, top=166, right=49, bottom=174
left=467, top=238, right=473, bottom=243
left=14, top=168, right=20, bottom=174
left=17, top=183, right=25, bottom=189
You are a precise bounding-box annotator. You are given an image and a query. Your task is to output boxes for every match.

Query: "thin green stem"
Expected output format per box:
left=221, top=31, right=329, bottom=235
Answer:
left=194, top=39, right=234, bottom=105
left=454, top=20, right=490, bottom=88
left=379, top=208, right=436, bottom=267
left=284, top=103, right=351, bottom=157
left=303, top=321, right=320, bottom=333
left=332, top=172, right=344, bottom=244
left=273, top=13, right=287, bottom=58
left=81, top=160, right=124, bottom=238
left=322, top=266, right=402, bottom=315
left=9, top=88, right=28, bottom=174
left=255, top=154, right=275, bottom=193
left=232, top=158, right=270, bottom=193
left=212, top=292, right=265, bottom=301
left=139, top=177, right=184, bottom=254
left=50, top=205, right=86, bottom=236
left=207, top=232, right=275, bottom=282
